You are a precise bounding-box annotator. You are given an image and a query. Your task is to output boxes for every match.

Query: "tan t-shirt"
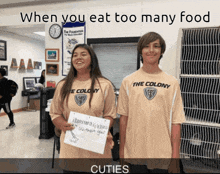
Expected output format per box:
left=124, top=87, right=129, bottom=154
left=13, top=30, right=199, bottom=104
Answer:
left=50, top=77, right=116, bottom=171
left=117, top=67, right=185, bottom=169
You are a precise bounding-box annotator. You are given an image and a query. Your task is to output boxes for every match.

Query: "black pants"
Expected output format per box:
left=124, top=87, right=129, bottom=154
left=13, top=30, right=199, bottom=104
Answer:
left=0, top=100, right=14, bottom=124
left=63, top=170, right=90, bottom=173
left=129, top=164, right=168, bottom=173
left=63, top=168, right=106, bottom=174
left=63, top=170, right=101, bottom=174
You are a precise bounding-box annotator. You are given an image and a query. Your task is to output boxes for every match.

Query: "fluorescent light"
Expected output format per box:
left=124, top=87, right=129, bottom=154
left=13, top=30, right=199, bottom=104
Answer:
left=34, top=32, right=45, bottom=36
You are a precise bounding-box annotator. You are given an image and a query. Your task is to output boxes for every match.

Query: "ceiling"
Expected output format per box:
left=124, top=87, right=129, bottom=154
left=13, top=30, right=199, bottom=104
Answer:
left=0, top=0, right=79, bottom=8
left=0, top=0, right=79, bottom=41
left=0, top=24, right=45, bottom=42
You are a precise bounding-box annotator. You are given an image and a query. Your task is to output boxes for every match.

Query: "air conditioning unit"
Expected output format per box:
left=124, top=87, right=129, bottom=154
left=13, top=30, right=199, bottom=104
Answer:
left=179, top=27, right=220, bottom=173
left=180, top=77, right=220, bottom=123
left=181, top=123, right=220, bottom=170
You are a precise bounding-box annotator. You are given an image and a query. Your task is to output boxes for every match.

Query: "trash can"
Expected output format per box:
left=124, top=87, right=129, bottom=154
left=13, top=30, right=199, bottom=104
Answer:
left=39, top=87, right=55, bottom=139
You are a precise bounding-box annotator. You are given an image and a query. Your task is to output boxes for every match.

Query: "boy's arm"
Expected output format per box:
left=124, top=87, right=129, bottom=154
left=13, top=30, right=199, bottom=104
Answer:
left=119, top=115, right=128, bottom=159
left=168, top=124, right=181, bottom=173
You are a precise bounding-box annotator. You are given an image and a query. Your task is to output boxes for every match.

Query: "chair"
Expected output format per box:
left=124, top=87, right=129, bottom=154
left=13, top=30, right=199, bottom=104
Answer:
left=52, top=128, right=61, bottom=168
left=25, top=89, right=39, bottom=111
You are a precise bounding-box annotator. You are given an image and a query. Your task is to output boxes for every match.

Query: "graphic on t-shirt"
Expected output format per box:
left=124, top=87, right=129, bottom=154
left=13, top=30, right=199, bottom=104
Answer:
left=144, top=87, right=157, bottom=100
left=133, top=81, right=171, bottom=89
left=75, top=94, right=87, bottom=106
left=70, top=88, right=100, bottom=93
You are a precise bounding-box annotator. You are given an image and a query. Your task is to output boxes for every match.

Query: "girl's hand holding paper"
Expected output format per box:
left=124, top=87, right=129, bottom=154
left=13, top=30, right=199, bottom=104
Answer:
left=61, top=121, right=75, bottom=133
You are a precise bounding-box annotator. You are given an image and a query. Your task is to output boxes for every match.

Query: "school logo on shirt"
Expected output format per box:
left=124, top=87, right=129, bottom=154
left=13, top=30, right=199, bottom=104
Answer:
left=144, top=87, right=157, bottom=100
left=75, top=94, right=87, bottom=106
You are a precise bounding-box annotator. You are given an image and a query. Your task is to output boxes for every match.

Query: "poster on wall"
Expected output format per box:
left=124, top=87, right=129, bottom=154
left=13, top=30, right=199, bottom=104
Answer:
left=0, top=40, right=7, bottom=61
left=46, top=64, right=59, bottom=76
left=62, top=22, right=86, bottom=76
left=34, top=61, right=42, bottom=69
left=45, top=49, right=59, bottom=62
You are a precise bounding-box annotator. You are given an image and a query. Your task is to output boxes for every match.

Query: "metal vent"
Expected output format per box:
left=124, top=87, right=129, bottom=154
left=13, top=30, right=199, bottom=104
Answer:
left=180, top=77, right=220, bottom=123
left=181, top=123, right=220, bottom=169
left=180, top=28, right=220, bottom=123
left=180, top=27, right=220, bottom=172
left=181, top=28, right=220, bottom=75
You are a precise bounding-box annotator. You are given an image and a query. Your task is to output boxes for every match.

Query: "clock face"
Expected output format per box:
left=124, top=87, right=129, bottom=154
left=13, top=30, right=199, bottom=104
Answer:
left=49, top=24, right=62, bottom=39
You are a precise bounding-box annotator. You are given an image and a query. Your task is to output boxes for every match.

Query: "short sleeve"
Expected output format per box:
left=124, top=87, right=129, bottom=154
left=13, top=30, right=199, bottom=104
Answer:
left=172, top=82, right=186, bottom=124
left=103, top=82, right=117, bottom=119
left=117, top=79, right=129, bottom=116
left=50, top=81, right=64, bottom=121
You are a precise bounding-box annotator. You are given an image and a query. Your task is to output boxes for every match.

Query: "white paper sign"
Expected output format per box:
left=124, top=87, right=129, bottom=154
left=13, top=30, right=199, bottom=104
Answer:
left=64, top=111, right=110, bottom=154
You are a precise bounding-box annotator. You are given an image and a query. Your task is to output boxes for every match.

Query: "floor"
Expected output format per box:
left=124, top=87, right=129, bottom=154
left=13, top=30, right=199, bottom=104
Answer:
left=1, top=111, right=220, bottom=173
left=0, top=110, right=62, bottom=173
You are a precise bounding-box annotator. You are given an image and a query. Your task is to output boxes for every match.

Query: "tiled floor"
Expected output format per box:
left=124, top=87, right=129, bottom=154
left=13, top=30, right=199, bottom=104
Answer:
left=0, top=111, right=56, bottom=158
left=0, top=110, right=120, bottom=173
left=0, top=111, right=62, bottom=173
left=2, top=111, right=220, bottom=173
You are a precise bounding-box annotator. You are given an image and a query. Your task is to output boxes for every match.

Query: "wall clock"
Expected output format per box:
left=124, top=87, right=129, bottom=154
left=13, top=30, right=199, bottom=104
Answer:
left=49, top=24, right=62, bottom=39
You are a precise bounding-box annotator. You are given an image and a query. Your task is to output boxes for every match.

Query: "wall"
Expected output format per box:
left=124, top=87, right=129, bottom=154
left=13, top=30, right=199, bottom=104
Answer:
left=0, top=30, right=45, bottom=110
left=0, top=0, right=219, bottom=109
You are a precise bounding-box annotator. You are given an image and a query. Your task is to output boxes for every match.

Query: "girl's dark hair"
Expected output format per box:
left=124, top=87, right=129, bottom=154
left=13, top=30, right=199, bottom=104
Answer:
left=137, top=32, right=166, bottom=63
left=0, top=68, right=6, bottom=76
left=60, top=44, right=109, bottom=108
left=39, top=69, right=45, bottom=84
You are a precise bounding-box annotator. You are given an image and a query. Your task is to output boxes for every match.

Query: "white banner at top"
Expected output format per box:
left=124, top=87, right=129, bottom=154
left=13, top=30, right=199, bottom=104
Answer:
left=62, top=22, right=86, bottom=76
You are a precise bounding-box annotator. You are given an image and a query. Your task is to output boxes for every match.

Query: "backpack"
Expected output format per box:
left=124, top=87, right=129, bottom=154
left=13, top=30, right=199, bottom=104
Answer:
left=7, top=80, right=18, bottom=97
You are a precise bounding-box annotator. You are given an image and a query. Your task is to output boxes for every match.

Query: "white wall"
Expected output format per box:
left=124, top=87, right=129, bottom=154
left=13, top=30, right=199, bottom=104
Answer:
left=0, top=0, right=219, bottom=109
left=0, top=31, right=45, bottom=110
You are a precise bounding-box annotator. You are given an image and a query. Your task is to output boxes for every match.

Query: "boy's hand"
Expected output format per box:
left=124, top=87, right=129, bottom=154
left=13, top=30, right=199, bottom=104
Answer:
left=107, top=131, right=114, bottom=149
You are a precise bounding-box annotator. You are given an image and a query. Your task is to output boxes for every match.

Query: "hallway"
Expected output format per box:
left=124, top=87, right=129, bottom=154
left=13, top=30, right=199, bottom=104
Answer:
left=0, top=111, right=61, bottom=173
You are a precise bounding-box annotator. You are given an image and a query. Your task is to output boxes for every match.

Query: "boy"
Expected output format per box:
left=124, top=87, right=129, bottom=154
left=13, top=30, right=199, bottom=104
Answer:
left=117, top=32, right=185, bottom=173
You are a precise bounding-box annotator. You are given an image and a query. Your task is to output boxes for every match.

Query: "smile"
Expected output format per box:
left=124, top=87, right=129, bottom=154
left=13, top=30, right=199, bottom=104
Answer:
left=76, top=61, right=83, bottom=64
left=147, top=54, right=157, bottom=56
left=147, top=55, right=156, bottom=57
